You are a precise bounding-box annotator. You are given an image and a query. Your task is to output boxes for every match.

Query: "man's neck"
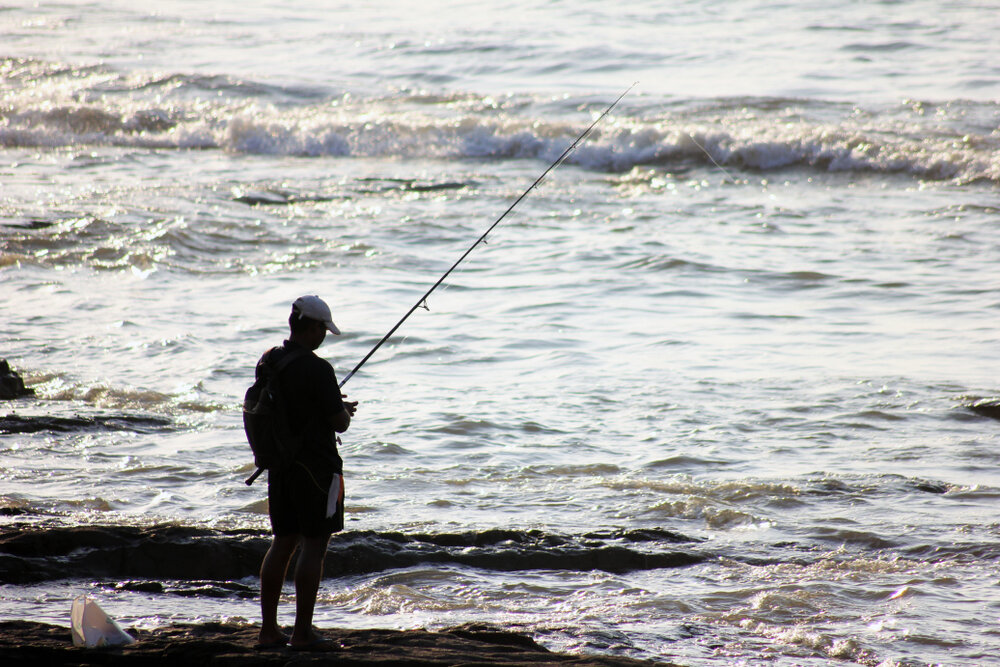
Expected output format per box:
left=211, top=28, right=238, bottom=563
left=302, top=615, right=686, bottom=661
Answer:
left=287, top=333, right=314, bottom=350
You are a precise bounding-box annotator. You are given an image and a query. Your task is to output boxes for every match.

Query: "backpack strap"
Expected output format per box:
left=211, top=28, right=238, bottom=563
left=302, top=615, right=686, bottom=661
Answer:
left=264, top=346, right=309, bottom=374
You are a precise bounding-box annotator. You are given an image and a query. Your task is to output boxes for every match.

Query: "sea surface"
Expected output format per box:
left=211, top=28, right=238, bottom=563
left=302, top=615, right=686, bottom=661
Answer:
left=2, top=1, right=999, bottom=665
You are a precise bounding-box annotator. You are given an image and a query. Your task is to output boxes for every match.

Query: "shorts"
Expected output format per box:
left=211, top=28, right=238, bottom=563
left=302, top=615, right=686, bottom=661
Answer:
left=268, top=463, right=344, bottom=537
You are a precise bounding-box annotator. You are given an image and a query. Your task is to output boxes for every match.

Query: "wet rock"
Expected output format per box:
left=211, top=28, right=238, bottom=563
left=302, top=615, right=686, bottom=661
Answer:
left=0, top=524, right=704, bottom=585
left=969, top=398, right=1000, bottom=420
left=0, top=508, right=36, bottom=517
left=0, top=413, right=172, bottom=435
left=113, top=580, right=165, bottom=594
left=0, top=525, right=267, bottom=584
left=0, top=360, right=34, bottom=400
left=0, top=620, right=677, bottom=666
left=233, top=190, right=291, bottom=205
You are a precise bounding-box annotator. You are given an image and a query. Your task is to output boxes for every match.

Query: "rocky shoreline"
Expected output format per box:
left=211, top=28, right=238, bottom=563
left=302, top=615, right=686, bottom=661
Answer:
left=0, top=620, right=680, bottom=666
left=0, top=522, right=705, bottom=585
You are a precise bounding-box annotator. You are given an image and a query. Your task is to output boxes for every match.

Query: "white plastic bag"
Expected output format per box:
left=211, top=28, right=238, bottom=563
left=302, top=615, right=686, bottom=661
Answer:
left=70, top=595, right=135, bottom=648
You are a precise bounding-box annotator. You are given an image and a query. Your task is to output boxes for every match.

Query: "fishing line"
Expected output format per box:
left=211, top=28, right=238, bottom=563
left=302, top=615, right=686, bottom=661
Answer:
left=686, top=132, right=738, bottom=185
left=244, top=85, right=634, bottom=487
left=338, top=82, right=637, bottom=389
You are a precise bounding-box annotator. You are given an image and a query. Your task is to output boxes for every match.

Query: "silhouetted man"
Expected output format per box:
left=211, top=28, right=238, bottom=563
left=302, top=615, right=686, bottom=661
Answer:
left=256, top=295, right=356, bottom=650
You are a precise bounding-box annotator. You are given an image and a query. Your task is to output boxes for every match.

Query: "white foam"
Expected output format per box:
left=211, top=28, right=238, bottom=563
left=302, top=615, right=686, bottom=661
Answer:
left=2, top=66, right=996, bottom=183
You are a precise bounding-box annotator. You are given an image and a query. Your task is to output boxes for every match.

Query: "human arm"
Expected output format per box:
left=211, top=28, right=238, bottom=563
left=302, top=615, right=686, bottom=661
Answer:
left=330, top=404, right=351, bottom=433
left=321, top=360, right=355, bottom=432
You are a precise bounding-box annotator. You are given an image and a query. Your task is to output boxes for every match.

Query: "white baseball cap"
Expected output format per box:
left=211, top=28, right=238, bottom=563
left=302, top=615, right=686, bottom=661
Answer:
left=292, top=295, right=341, bottom=335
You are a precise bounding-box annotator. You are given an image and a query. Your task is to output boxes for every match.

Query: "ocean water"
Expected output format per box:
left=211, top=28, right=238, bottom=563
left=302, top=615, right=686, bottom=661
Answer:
left=2, top=1, right=999, bottom=665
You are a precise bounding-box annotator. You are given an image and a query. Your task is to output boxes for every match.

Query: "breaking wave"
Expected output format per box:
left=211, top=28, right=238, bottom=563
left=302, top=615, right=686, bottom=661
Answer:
left=2, top=58, right=997, bottom=184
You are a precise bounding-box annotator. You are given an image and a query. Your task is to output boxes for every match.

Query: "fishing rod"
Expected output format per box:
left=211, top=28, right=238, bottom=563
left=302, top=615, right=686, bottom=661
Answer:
left=339, top=82, right=636, bottom=388
left=245, top=85, right=633, bottom=487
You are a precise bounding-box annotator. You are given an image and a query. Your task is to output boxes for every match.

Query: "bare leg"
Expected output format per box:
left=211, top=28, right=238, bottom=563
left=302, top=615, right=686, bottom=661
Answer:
left=258, top=535, right=299, bottom=645
left=289, top=534, right=331, bottom=647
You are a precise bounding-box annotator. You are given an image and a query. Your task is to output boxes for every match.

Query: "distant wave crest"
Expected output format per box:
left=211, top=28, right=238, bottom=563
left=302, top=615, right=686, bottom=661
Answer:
left=2, top=59, right=997, bottom=184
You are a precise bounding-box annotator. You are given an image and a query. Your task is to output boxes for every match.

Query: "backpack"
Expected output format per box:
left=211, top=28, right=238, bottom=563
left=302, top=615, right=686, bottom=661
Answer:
left=243, top=347, right=308, bottom=483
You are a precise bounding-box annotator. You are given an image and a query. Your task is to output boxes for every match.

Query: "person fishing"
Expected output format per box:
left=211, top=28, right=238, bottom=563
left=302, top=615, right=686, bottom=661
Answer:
left=248, top=85, right=631, bottom=650
left=255, top=295, right=357, bottom=650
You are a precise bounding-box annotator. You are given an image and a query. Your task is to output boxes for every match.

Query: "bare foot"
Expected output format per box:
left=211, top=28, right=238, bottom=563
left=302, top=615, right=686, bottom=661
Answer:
left=255, top=628, right=288, bottom=649
left=289, top=629, right=331, bottom=651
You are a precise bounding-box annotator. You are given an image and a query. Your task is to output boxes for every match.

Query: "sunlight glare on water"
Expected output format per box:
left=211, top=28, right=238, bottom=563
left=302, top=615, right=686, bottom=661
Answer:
left=1, top=1, right=999, bottom=665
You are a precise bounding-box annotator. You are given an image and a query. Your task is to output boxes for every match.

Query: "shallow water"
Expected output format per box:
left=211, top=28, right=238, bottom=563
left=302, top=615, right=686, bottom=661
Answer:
left=2, top=1, right=1000, bottom=665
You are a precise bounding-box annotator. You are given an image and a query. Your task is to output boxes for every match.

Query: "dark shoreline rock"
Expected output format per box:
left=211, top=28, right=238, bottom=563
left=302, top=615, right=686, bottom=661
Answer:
left=0, top=360, right=34, bottom=400
left=0, top=620, right=680, bottom=666
left=0, top=523, right=704, bottom=584
left=0, top=413, right=173, bottom=434
left=968, top=398, right=1000, bottom=420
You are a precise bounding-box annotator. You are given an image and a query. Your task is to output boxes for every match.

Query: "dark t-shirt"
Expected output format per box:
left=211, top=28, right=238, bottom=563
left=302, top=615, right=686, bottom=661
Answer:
left=266, top=340, right=345, bottom=475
